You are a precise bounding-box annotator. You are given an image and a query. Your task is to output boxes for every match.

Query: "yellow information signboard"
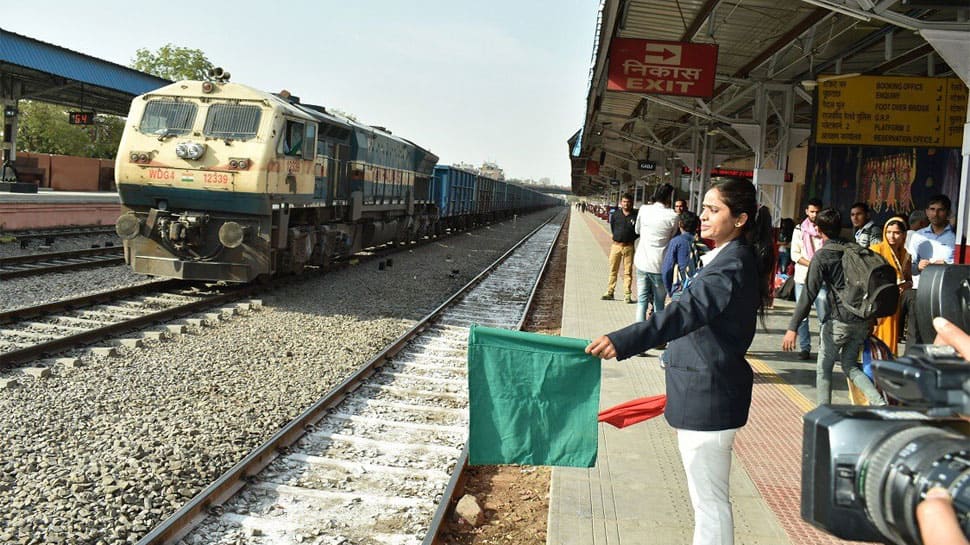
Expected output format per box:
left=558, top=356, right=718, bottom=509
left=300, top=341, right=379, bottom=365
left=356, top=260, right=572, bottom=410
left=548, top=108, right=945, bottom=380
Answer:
left=815, top=75, right=967, bottom=148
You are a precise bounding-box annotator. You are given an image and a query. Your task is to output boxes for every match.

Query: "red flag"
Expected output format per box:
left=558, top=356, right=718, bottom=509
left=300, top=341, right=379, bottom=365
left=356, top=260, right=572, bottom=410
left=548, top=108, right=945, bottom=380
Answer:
left=598, top=395, right=667, bottom=428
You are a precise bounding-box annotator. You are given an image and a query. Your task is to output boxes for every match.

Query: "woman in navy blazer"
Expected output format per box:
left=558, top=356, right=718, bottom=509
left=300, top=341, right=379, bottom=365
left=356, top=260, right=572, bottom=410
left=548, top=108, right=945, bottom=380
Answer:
left=587, top=178, right=774, bottom=545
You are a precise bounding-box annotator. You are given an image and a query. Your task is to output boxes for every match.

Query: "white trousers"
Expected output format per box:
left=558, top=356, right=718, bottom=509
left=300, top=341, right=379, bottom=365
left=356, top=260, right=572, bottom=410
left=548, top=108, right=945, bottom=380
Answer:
left=677, top=427, right=739, bottom=545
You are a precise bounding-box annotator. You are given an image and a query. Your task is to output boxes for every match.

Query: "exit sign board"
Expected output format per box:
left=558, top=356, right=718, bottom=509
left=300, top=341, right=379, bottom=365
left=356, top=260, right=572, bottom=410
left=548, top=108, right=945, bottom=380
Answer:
left=607, top=39, right=718, bottom=98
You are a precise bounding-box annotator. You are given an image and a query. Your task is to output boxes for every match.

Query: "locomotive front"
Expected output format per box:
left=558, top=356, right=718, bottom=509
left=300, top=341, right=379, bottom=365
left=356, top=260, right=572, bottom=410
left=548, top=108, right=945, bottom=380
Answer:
left=114, top=74, right=317, bottom=282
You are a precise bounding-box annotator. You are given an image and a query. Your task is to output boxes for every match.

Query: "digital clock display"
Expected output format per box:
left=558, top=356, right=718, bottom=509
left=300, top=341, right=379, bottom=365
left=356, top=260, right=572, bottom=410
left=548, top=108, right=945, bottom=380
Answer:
left=68, top=111, right=96, bottom=125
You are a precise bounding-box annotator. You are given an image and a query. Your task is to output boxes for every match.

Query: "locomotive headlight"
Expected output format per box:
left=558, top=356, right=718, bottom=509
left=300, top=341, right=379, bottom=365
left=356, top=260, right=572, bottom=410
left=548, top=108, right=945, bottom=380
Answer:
left=115, top=213, right=142, bottom=240
left=175, top=141, right=207, bottom=160
left=129, top=152, right=139, bottom=162
left=138, top=153, right=149, bottom=163
left=218, top=221, right=246, bottom=248
left=229, top=160, right=239, bottom=169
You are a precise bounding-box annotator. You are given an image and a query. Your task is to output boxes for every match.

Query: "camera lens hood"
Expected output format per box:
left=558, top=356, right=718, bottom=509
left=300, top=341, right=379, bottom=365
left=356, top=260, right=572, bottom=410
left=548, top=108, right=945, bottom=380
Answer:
left=915, top=265, right=970, bottom=346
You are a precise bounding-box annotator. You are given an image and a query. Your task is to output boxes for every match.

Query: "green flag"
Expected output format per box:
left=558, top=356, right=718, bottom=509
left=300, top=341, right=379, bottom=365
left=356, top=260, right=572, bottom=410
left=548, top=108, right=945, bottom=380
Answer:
left=467, top=325, right=600, bottom=467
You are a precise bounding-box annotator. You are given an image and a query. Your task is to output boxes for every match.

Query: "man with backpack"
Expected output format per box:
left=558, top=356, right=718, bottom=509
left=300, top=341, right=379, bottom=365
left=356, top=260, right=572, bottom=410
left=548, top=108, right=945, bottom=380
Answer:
left=661, top=211, right=703, bottom=301
left=781, top=208, right=895, bottom=406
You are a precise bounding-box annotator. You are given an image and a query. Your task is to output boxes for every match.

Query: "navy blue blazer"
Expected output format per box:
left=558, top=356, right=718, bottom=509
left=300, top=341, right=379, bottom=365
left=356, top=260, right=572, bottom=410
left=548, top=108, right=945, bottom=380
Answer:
left=607, top=238, right=759, bottom=431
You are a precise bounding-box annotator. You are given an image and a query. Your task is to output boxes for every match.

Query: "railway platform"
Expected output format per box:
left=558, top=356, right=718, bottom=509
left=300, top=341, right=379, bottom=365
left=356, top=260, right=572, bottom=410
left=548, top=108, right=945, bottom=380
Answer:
left=0, top=190, right=120, bottom=231
left=547, top=210, right=865, bottom=545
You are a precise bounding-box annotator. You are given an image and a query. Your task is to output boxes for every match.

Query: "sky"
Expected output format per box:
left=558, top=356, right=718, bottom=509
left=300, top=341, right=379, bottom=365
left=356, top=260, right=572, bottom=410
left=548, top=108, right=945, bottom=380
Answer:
left=4, top=1, right=599, bottom=187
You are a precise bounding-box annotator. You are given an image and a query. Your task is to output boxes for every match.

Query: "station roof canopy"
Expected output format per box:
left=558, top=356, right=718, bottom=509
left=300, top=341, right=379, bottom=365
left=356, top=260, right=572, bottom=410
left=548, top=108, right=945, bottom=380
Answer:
left=0, top=28, right=171, bottom=117
left=571, top=0, right=970, bottom=196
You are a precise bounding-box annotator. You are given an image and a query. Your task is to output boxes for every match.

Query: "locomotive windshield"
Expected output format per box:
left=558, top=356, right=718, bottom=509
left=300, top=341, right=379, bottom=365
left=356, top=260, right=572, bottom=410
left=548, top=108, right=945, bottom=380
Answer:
left=139, top=100, right=197, bottom=136
left=203, top=104, right=262, bottom=140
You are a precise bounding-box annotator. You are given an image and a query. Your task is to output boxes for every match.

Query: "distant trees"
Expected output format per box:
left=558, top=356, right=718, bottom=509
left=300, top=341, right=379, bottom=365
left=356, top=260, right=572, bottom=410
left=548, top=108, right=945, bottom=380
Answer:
left=130, top=44, right=215, bottom=81
left=16, top=101, right=124, bottom=159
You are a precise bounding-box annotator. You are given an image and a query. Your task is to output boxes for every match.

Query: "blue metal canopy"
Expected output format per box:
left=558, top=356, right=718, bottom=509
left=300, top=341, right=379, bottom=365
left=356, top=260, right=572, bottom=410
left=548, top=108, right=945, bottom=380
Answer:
left=0, top=28, right=170, bottom=115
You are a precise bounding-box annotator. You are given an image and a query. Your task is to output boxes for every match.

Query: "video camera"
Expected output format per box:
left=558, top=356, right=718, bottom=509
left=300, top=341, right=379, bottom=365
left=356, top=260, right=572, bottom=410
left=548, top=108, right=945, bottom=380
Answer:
left=802, top=264, right=970, bottom=545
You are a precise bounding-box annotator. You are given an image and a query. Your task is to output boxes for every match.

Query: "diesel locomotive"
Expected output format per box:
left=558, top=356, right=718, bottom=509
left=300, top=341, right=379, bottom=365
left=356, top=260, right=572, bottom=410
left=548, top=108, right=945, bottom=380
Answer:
left=114, top=70, right=556, bottom=283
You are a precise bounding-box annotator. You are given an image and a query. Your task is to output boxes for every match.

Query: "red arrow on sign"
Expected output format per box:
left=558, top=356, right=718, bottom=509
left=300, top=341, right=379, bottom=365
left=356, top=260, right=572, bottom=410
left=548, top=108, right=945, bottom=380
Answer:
left=644, top=43, right=682, bottom=65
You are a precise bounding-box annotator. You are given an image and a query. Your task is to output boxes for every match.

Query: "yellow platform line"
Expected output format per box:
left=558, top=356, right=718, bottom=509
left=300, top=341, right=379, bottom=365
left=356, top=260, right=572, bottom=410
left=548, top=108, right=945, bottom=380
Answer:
left=749, top=356, right=815, bottom=414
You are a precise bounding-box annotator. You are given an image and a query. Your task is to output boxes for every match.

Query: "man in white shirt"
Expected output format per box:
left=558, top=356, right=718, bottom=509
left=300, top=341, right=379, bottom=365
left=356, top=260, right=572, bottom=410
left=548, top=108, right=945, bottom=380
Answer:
left=790, top=198, right=826, bottom=360
left=911, top=194, right=956, bottom=276
left=904, top=194, right=956, bottom=345
left=633, top=183, right=679, bottom=322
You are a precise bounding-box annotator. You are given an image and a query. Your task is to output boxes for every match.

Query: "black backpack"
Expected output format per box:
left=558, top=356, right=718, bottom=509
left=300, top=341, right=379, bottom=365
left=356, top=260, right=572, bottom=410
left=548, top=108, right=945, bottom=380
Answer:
left=827, top=241, right=899, bottom=320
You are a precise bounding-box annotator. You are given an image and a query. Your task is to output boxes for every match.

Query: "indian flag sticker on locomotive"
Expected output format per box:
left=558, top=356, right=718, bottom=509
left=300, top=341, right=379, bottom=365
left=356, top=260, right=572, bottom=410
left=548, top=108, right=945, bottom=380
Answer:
left=180, top=173, right=195, bottom=182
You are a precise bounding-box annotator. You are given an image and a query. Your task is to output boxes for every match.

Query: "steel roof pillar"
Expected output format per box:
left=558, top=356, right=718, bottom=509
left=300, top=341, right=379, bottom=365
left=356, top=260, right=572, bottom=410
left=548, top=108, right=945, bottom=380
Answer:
left=921, top=29, right=970, bottom=262
left=697, top=130, right=714, bottom=216
left=0, top=78, right=23, bottom=181
left=956, top=113, right=969, bottom=264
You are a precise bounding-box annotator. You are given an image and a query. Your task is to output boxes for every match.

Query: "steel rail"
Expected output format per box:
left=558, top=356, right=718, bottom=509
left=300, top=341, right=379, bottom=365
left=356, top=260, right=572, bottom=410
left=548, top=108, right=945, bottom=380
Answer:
left=1, top=226, right=117, bottom=240
left=0, top=280, right=182, bottom=325
left=135, top=212, right=564, bottom=545
left=421, top=209, right=568, bottom=545
left=0, top=247, right=125, bottom=279
left=0, top=285, right=254, bottom=368
left=0, top=246, right=122, bottom=266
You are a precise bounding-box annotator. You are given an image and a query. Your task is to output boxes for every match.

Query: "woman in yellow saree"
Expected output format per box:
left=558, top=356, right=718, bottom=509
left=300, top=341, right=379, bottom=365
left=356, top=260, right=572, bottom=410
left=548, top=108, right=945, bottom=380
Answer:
left=847, top=216, right=912, bottom=405
left=870, top=216, right=912, bottom=355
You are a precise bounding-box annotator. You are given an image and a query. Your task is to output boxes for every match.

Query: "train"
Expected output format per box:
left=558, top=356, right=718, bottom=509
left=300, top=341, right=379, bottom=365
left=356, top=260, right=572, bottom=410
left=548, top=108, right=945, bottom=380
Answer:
left=113, top=70, right=559, bottom=283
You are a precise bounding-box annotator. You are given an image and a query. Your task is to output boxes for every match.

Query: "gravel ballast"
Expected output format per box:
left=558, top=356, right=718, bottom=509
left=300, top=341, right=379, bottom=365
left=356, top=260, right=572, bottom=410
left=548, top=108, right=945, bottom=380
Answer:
left=0, top=209, right=560, bottom=545
left=0, top=266, right=158, bottom=312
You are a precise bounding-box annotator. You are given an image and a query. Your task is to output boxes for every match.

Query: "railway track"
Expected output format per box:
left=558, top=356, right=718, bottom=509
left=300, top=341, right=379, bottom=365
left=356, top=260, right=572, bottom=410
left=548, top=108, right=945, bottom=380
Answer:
left=0, top=212, right=553, bottom=371
left=136, top=212, right=566, bottom=545
left=1, top=225, right=117, bottom=241
left=0, top=280, right=257, bottom=368
left=0, top=246, right=125, bottom=279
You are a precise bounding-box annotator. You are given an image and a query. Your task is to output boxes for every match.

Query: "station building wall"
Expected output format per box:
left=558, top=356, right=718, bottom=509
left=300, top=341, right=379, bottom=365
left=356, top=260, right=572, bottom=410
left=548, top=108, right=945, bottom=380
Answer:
left=13, top=152, right=115, bottom=192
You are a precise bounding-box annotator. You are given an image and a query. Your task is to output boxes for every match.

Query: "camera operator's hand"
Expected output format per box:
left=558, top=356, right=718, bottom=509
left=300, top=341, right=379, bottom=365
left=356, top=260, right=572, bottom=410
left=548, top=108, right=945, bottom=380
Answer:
left=933, top=317, right=970, bottom=360
left=916, top=487, right=969, bottom=545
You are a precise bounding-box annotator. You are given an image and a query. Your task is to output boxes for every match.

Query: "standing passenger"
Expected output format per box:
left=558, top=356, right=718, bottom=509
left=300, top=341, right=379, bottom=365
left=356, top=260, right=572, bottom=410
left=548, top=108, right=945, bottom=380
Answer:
left=850, top=202, right=882, bottom=248
left=782, top=208, right=887, bottom=406
left=674, top=198, right=687, bottom=215
left=587, top=179, right=775, bottom=545
left=777, top=218, right=795, bottom=274
left=906, top=194, right=956, bottom=345
left=601, top=193, right=638, bottom=302
left=632, top=183, right=678, bottom=316
left=870, top=217, right=912, bottom=356
left=790, top=198, right=825, bottom=360
left=661, top=211, right=701, bottom=300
